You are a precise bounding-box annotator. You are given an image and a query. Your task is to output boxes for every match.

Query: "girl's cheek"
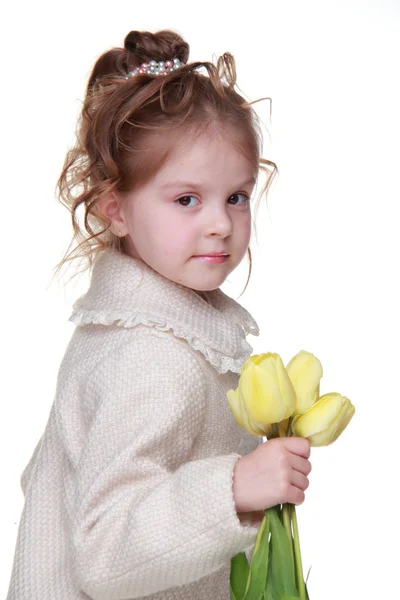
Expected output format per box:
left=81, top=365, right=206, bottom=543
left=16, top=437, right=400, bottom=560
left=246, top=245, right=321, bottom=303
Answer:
left=240, top=212, right=252, bottom=236
left=164, top=230, right=191, bottom=253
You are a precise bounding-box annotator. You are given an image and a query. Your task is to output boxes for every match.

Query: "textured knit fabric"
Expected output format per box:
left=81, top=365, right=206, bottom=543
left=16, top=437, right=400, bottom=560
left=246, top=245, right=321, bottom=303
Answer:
left=7, top=250, right=264, bottom=600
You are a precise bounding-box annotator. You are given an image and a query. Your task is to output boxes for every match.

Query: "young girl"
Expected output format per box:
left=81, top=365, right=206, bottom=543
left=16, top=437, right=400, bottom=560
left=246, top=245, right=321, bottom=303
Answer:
left=7, top=29, right=311, bottom=600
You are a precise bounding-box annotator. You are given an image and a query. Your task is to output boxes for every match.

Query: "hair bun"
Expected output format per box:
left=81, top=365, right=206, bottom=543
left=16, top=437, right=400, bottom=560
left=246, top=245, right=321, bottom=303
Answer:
left=124, top=29, right=189, bottom=64
left=124, top=31, right=141, bottom=53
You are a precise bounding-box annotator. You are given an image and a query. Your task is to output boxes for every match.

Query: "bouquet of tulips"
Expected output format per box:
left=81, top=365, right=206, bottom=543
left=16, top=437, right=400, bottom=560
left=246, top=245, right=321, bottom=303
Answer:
left=227, top=350, right=355, bottom=600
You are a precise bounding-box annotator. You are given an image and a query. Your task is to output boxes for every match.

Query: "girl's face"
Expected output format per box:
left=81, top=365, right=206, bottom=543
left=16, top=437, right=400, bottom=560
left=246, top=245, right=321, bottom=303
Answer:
left=117, top=131, right=256, bottom=291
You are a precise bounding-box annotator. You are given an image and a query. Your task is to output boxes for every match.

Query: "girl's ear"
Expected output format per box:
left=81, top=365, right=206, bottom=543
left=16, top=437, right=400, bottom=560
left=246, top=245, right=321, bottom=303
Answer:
left=97, top=192, right=128, bottom=236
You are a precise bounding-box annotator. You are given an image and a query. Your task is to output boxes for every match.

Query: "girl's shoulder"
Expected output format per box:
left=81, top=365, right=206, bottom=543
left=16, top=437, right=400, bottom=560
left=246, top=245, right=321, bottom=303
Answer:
left=68, top=250, right=259, bottom=375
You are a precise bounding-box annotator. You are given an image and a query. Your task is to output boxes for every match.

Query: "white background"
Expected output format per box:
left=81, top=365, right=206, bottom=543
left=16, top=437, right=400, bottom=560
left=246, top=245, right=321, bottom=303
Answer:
left=1, top=1, right=399, bottom=598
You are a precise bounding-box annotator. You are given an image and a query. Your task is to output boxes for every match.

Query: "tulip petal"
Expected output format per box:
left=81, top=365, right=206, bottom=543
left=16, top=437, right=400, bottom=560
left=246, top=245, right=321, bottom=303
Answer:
left=227, top=388, right=253, bottom=435
left=227, top=388, right=245, bottom=427
left=330, top=402, right=355, bottom=443
left=311, top=399, right=355, bottom=446
left=294, top=393, right=342, bottom=433
left=246, top=354, right=262, bottom=366
left=227, top=388, right=266, bottom=436
left=286, top=350, right=323, bottom=415
left=240, top=362, right=287, bottom=425
left=293, top=392, right=355, bottom=446
left=274, top=354, right=297, bottom=418
left=232, top=353, right=300, bottom=436
left=253, top=352, right=278, bottom=367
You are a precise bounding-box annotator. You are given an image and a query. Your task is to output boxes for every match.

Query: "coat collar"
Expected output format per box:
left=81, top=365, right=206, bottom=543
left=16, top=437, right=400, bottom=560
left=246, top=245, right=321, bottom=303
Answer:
left=69, top=250, right=259, bottom=374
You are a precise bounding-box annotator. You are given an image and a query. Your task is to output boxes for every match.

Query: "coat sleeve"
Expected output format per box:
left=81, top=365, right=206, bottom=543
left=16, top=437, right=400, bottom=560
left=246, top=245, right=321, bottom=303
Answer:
left=70, top=327, right=260, bottom=599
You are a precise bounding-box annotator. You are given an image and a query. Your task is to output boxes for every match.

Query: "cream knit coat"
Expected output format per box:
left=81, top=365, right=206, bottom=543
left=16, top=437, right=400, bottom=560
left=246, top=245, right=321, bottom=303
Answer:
left=7, top=250, right=264, bottom=600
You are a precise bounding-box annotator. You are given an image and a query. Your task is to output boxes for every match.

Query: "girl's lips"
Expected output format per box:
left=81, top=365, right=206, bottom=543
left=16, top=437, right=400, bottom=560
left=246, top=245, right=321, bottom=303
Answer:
left=192, top=254, right=229, bottom=264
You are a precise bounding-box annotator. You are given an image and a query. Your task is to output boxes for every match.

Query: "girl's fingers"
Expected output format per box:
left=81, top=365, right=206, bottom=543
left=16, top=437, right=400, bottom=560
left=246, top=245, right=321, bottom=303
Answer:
left=288, top=485, right=305, bottom=506
left=290, top=469, right=309, bottom=492
left=281, top=437, right=311, bottom=458
left=290, top=453, right=312, bottom=476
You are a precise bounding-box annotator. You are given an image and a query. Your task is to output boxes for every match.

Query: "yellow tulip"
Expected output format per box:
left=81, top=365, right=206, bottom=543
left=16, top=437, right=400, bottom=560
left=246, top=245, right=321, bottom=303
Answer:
left=227, top=387, right=268, bottom=436
left=292, top=392, right=355, bottom=446
left=227, top=353, right=296, bottom=435
left=286, top=350, right=323, bottom=415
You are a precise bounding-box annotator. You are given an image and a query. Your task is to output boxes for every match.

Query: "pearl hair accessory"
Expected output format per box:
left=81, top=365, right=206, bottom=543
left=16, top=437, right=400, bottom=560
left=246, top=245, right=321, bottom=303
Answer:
left=127, top=57, right=184, bottom=78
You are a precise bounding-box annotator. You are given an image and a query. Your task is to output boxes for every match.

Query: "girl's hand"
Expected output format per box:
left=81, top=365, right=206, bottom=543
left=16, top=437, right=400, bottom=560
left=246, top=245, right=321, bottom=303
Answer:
left=237, top=510, right=265, bottom=527
left=233, top=437, right=311, bottom=514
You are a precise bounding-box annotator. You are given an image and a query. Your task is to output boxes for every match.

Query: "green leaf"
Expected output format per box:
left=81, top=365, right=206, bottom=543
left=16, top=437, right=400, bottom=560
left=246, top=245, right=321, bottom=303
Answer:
left=230, top=582, right=237, bottom=600
left=267, top=509, right=300, bottom=598
left=305, top=566, right=311, bottom=599
left=264, top=585, right=277, bottom=600
left=230, top=552, right=250, bottom=600
left=242, top=509, right=272, bottom=600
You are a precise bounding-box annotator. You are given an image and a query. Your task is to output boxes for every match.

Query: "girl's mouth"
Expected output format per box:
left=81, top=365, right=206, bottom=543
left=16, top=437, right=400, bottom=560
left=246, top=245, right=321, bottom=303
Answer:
left=192, top=254, right=229, bottom=264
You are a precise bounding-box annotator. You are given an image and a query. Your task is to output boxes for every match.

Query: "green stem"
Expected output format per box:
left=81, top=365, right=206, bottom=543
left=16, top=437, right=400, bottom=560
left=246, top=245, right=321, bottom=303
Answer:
left=281, top=503, right=292, bottom=545
left=291, top=504, right=306, bottom=600
left=253, top=510, right=269, bottom=556
left=241, top=510, right=269, bottom=599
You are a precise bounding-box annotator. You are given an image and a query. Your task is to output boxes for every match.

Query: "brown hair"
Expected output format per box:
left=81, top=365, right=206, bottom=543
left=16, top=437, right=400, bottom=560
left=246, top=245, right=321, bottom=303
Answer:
left=53, top=29, right=278, bottom=293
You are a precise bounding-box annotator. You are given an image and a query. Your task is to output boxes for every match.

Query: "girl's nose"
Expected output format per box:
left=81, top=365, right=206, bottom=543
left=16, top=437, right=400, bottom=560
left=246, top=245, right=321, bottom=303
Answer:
left=204, top=206, right=233, bottom=238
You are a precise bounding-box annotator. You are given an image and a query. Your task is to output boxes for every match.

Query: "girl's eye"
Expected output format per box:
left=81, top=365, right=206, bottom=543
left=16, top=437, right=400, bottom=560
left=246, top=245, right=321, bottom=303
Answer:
left=176, top=196, right=198, bottom=207
left=228, top=193, right=249, bottom=206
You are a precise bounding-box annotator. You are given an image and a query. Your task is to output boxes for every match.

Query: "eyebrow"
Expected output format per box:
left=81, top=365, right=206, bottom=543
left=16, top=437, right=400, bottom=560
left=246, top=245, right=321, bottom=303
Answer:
left=161, top=178, right=256, bottom=190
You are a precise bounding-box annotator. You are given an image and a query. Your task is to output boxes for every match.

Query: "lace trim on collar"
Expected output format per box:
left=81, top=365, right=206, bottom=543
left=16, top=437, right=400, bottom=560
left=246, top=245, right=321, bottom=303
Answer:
left=69, top=251, right=259, bottom=374
left=69, top=308, right=255, bottom=374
